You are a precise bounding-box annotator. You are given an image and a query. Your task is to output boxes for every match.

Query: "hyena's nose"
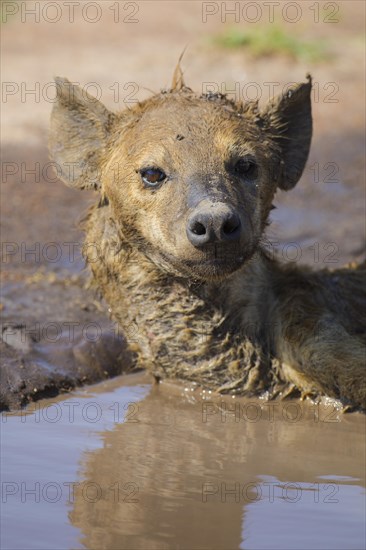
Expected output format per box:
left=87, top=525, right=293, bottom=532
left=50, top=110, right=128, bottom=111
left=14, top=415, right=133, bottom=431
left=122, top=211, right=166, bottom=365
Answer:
left=186, top=205, right=241, bottom=248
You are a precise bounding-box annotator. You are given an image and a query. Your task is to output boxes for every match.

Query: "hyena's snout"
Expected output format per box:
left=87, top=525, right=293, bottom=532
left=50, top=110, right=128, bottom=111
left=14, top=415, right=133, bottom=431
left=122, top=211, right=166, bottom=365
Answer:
left=186, top=202, right=242, bottom=248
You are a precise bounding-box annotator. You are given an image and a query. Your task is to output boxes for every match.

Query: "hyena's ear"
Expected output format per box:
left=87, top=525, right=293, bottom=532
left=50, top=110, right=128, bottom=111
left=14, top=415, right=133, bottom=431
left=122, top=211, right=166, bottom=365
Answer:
left=49, top=77, right=115, bottom=190
left=263, top=75, right=312, bottom=190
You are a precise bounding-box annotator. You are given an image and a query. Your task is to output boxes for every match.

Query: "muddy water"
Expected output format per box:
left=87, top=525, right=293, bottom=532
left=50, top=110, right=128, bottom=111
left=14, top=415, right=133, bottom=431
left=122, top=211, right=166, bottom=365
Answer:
left=1, top=373, right=365, bottom=550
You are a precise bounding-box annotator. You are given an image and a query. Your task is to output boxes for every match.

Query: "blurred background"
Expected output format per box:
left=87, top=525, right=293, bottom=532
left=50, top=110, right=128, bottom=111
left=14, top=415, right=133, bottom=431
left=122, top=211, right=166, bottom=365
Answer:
left=1, top=0, right=365, bottom=274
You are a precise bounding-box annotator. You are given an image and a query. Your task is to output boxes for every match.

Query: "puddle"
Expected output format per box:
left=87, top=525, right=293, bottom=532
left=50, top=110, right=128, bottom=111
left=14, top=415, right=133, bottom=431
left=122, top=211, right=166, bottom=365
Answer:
left=1, top=373, right=151, bottom=550
left=242, top=477, right=365, bottom=549
left=1, top=374, right=365, bottom=550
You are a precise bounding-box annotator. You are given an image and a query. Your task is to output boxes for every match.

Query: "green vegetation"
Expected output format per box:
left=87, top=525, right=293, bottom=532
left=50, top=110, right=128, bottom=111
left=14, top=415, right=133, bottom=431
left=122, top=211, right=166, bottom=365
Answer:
left=214, top=25, right=330, bottom=62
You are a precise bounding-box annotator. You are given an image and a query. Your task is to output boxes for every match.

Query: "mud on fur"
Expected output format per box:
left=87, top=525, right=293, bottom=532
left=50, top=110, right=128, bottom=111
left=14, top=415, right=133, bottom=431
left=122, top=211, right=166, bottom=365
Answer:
left=49, top=64, right=366, bottom=410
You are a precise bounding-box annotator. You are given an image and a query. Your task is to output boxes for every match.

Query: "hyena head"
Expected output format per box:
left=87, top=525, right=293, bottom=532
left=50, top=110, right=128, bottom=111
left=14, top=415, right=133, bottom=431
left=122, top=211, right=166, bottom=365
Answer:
left=50, top=67, right=312, bottom=282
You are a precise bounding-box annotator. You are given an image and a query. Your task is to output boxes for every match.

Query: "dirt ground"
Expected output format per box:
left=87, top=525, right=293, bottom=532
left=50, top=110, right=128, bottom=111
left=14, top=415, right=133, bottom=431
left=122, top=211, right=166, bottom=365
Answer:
left=1, top=0, right=365, bottom=409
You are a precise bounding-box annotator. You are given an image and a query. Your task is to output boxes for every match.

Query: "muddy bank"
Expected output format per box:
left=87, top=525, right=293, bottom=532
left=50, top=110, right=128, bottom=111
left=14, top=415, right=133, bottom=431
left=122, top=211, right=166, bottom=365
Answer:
left=0, top=145, right=140, bottom=411
left=0, top=272, right=136, bottom=411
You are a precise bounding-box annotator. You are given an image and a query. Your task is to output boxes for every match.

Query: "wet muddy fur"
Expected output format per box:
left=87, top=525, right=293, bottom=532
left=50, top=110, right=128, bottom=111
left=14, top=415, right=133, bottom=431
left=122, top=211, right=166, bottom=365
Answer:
left=49, top=67, right=366, bottom=410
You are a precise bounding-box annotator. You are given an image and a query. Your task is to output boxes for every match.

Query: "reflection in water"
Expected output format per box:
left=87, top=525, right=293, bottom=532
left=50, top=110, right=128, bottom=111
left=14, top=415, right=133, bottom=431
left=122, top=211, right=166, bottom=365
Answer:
left=1, top=375, right=365, bottom=549
left=70, top=382, right=366, bottom=550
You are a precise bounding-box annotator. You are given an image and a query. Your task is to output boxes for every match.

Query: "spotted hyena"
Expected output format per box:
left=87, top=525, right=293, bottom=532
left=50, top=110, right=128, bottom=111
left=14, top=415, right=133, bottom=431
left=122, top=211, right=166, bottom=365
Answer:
left=49, top=65, right=366, bottom=409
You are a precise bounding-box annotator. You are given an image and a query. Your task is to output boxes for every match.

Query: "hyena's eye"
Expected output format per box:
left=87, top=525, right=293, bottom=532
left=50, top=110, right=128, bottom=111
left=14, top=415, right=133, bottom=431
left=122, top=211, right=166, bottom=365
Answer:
left=140, top=167, right=166, bottom=188
left=234, top=158, right=258, bottom=181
